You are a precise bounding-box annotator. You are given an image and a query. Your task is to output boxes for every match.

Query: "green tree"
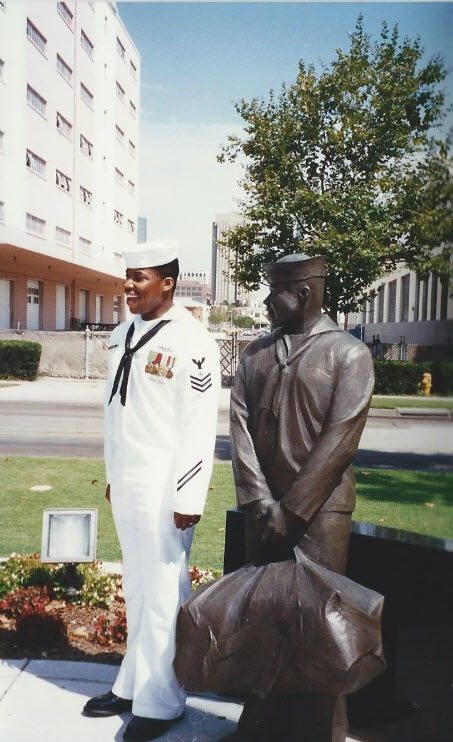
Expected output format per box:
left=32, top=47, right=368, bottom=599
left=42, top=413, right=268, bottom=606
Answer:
left=208, top=308, right=228, bottom=325
left=218, top=17, right=452, bottom=320
left=233, top=315, right=255, bottom=329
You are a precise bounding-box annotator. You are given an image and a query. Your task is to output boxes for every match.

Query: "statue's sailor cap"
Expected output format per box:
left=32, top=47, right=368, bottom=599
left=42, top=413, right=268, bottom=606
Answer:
left=266, top=253, right=326, bottom=284
left=123, top=239, right=179, bottom=269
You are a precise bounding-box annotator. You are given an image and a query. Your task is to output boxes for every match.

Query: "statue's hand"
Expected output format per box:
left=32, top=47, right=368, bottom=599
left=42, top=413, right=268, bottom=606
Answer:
left=260, top=501, right=306, bottom=545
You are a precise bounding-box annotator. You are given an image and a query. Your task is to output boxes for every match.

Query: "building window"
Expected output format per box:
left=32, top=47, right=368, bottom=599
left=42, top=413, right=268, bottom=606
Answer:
left=130, top=59, right=137, bottom=78
left=430, top=275, right=438, bottom=321
left=57, top=2, right=73, bottom=28
left=56, top=226, right=71, bottom=245
left=116, top=81, right=125, bottom=102
left=400, top=274, right=410, bottom=322
left=80, top=82, right=94, bottom=108
left=387, top=280, right=397, bottom=323
left=414, top=277, right=420, bottom=321
left=27, top=84, right=46, bottom=116
left=27, top=285, right=39, bottom=305
left=80, top=134, right=93, bottom=157
left=421, top=278, right=429, bottom=321
left=128, top=180, right=135, bottom=195
left=0, top=58, right=4, bottom=81
left=128, top=140, right=135, bottom=157
left=79, top=236, right=92, bottom=254
left=128, top=219, right=135, bottom=233
left=440, top=276, right=448, bottom=320
left=114, top=210, right=123, bottom=226
left=27, top=18, right=47, bottom=54
left=116, top=37, right=126, bottom=59
left=80, top=186, right=92, bottom=206
left=0, top=201, right=4, bottom=222
left=81, top=30, right=94, bottom=58
left=115, top=124, right=124, bottom=143
left=56, top=169, right=71, bottom=193
left=56, top=54, right=72, bottom=83
left=26, top=149, right=46, bottom=177
left=377, top=285, right=384, bottom=323
left=26, top=212, right=46, bottom=235
left=56, top=111, right=72, bottom=139
left=115, top=167, right=124, bottom=184
left=130, top=100, right=136, bottom=118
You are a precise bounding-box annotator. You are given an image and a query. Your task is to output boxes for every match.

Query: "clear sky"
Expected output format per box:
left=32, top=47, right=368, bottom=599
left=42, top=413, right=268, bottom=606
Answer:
left=117, top=1, right=453, bottom=273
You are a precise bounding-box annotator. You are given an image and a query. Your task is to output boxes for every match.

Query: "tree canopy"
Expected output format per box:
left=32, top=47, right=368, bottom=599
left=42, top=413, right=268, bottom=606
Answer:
left=218, top=17, right=452, bottom=318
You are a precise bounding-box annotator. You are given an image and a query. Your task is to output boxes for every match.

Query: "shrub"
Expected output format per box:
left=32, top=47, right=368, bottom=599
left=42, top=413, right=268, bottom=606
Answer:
left=429, top=360, right=453, bottom=396
left=373, top=360, right=453, bottom=396
left=71, top=563, right=120, bottom=607
left=93, top=610, right=127, bottom=645
left=0, top=340, right=42, bottom=380
left=0, top=585, right=51, bottom=618
left=0, top=555, right=120, bottom=608
left=189, top=565, right=222, bottom=590
left=373, top=361, right=422, bottom=395
left=0, top=554, right=47, bottom=598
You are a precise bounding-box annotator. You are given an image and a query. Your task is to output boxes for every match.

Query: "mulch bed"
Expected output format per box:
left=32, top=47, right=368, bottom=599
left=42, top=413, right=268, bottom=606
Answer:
left=0, top=600, right=126, bottom=664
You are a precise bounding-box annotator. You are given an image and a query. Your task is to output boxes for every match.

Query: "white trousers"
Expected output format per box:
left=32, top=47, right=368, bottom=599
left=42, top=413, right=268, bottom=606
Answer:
left=110, top=478, right=194, bottom=719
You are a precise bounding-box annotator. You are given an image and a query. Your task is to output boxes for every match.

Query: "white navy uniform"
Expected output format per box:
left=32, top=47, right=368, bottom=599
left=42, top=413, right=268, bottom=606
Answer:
left=105, top=303, right=220, bottom=719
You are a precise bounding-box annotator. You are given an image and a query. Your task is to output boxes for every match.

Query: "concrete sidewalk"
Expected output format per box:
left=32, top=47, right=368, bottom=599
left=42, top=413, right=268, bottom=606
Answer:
left=0, top=378, right=232, bottom=412
left=1, top=378, right=452, bottom=418
left=0, top=659, right=244, bottom=742
left=0, top=659, right=361, bottom=742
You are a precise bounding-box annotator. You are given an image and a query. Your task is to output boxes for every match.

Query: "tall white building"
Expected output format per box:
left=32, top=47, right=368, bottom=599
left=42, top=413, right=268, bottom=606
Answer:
left=211, top=213, right=249, bottom=306
left=0, top=1, right=140, bottom=330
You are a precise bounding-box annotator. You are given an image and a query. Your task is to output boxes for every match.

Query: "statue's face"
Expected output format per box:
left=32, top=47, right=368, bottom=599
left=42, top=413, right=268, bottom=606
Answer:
left=264, top=282, right=302, bottom=327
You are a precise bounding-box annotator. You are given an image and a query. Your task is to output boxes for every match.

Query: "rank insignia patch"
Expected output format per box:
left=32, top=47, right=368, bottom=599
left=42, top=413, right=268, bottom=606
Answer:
left=190, top=370, right=212, bottom=393
left=145, top=350, right=176, bottom=379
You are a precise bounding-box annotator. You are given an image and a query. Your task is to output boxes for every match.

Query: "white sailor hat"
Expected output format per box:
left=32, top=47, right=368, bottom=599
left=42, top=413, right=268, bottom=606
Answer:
left=123, top=238, right=179, bottom=269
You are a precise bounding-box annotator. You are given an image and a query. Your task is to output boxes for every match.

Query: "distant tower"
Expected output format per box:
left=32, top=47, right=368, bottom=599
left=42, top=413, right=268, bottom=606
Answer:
left=211, top=213, right=248, bottom=305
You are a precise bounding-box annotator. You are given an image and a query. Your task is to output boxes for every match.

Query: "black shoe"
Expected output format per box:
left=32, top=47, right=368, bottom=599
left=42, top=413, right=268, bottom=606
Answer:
left=123, top=713, right=184, bottom=741
left=83, top=690, right=133, bottom=717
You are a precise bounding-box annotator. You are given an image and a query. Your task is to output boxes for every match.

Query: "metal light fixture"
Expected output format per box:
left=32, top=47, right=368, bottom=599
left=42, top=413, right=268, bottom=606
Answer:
left=41, top=508, right=98, bottom=563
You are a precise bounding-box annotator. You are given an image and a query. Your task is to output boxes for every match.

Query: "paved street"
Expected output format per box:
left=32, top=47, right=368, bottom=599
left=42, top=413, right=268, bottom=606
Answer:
left=0, top=382, right=451, bottom=469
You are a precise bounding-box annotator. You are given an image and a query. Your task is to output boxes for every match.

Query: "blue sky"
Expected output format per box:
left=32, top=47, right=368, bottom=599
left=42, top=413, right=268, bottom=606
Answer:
left=117, top=2, right=453, bottom=272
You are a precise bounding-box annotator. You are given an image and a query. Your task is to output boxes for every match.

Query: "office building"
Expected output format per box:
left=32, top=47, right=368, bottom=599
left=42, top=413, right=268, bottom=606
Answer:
left=347, top=252, right=452, bottom=354
left=0, top=1, right=140, bottom=329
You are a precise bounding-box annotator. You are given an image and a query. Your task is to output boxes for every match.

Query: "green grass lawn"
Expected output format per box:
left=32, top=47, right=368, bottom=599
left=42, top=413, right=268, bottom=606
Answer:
left=1, top=458, right=452, bottom=571
left=371, top=396, right=453, bottom=409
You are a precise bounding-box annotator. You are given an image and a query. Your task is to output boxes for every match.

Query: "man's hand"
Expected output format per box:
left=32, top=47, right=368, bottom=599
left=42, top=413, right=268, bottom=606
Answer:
left=174, top=512, right=201, bottom=531
left=105, top=484, right=111, bottom=504
left=259, top=501, right=306, bottom=545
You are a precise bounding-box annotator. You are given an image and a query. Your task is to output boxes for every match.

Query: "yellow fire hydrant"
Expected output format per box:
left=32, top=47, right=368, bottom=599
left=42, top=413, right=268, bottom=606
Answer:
left=418, top=372, right=432, bottom=396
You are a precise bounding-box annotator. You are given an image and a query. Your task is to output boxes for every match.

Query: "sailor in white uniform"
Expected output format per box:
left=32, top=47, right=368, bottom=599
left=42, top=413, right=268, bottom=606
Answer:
left=83, top=240, right=220, bottom=741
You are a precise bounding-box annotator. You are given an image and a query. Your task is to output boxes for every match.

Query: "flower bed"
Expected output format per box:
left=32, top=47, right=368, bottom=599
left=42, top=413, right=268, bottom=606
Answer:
left=0, top=554, right=221, bottom=661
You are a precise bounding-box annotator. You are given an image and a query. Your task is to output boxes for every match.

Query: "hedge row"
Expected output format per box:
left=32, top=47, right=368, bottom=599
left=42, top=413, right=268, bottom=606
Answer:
left=374, top=360, right=453, bottom=396
left=0, top=340, right=42, bottom=381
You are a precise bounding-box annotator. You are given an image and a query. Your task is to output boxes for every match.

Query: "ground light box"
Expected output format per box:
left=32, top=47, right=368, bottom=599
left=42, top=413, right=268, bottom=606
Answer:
left=41, top=508, right=98, bottom=563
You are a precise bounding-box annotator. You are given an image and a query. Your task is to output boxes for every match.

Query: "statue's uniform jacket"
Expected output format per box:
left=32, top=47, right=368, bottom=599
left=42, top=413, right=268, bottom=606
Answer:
left=230, top=315, right=374, bottom=548
left=104, top=304, right=220, bottom=719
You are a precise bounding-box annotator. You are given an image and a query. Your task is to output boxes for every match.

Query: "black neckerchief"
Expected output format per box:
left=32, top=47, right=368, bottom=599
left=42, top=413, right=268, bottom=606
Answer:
left=108, top=319, right=170, bottom=406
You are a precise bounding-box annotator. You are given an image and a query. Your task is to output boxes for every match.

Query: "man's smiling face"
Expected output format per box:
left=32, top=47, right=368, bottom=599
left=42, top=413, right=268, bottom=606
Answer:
left=123, top=267, right=173, bottom=320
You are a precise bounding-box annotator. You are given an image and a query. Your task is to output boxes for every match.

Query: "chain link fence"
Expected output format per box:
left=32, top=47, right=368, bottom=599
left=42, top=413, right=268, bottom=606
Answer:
left=2, top=330, right=442, bottom=381
left=0, top=330, right=250, bottom=383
